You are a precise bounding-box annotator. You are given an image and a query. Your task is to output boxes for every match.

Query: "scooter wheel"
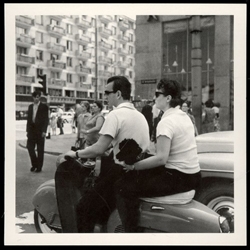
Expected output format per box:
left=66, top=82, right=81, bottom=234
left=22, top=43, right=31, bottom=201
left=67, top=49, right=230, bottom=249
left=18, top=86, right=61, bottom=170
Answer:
left=34, top=209, right=62, bottom=233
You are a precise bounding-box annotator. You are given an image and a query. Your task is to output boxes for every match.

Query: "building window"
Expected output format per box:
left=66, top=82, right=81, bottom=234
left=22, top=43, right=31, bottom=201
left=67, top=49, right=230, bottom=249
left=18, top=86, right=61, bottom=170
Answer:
left=16, top=27, right=26, bottom=36
left=67, top=40, right=73, bottom=51
left=67, top=73, right=73, bottom=83
left=65, top=90, right=74, bottom=97
left=112, top=53, right=116, bottom=64
left=16, top=66, right=26, bottom=75
left=16, top=85, right=31, bottom=94
left=128, top=45, right=133, bottom=54
left=50, top=19, right=59, bottom=26
left=35, top=15, right=43, bottom=25
left=67, top=24, right=72, bottom=34
left=67, top=57, right=73, bottom=67
left=49, top=88, right=62, bottom=96
left=37, top=68, right=43, bottom=77
left=17, top=46, right=27, bottom=55
left=79, top=76, right=86, bottom=82
left=77, top=91, right=88, bottom=98
left=36, top=50, right=43, bottom=61
left=36, top=31, right=43, bottom=43
left=112, top=40, right=117, bottom=49
left=51, top=54, right=59, bottom=60
left=162, top=16, right=215, bottom=92
left=129, top=58, right=133, bottom=66
left=51, top=71, right=60, bottom=79
left=51, top=36, right=59, bottom=44
left=112, top=26, right=116, bottom=35
left=129, top=33, right=133, bottom=42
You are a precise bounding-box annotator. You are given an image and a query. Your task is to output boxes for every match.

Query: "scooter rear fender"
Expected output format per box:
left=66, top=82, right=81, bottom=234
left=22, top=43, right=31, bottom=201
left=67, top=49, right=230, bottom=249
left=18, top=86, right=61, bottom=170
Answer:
left=32, top=179, right=61, bottom=228
left=139, top=199, right=221, bottom=233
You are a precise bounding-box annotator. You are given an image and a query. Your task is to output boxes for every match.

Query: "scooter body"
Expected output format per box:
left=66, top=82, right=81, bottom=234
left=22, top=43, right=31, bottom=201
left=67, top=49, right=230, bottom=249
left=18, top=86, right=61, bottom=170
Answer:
left=32, top=156, right=230, bottom=233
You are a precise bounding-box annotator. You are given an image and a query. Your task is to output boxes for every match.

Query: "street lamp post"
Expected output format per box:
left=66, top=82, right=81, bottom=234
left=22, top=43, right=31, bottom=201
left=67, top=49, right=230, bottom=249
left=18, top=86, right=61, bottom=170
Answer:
left=94, top=15, right=98, bottom=101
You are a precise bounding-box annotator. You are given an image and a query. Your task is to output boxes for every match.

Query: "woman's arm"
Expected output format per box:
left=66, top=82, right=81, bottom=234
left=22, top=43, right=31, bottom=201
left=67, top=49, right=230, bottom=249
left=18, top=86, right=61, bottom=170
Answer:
left=124, top=135, right=171, bottom=171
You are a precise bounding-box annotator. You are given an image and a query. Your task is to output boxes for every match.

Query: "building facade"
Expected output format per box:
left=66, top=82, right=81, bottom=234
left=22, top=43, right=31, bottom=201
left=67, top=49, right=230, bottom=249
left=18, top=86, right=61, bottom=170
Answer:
left=134, top=15, right=234, bottom=132
left=16, top=15, right=135, bottom=114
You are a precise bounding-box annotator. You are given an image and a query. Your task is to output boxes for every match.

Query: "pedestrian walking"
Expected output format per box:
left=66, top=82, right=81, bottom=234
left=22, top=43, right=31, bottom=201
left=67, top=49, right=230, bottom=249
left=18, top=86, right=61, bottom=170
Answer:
left=181, top=100, right=199, bottom=136
left=201, top=100, right=216, bottom=134
left=212, top=102, right=221, bottom=132
left=26, top=90, right=49, bottom=173
left=57, top=105, right=64, bottom=135
left=50, top=114, right=57, bottom=136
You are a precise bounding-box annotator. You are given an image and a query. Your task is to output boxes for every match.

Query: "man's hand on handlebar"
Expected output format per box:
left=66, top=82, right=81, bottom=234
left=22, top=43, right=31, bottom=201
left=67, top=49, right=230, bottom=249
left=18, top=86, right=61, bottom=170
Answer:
left=65, top=150, right=77, bottom=159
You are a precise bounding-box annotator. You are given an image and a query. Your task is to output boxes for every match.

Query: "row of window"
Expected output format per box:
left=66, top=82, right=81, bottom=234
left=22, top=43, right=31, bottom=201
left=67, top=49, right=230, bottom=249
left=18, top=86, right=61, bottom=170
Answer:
left=16, top=85, right=90, bottom=99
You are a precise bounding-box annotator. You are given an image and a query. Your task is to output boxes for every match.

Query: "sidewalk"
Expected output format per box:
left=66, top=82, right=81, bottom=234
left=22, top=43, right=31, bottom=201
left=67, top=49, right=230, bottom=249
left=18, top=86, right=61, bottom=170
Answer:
left=19, top=133, right=77, bottom=156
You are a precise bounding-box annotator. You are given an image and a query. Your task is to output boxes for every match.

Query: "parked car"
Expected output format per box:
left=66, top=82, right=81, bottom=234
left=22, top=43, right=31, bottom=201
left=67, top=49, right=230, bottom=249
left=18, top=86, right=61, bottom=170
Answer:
left=61, top=112, right=74, bottom=123
left=194, top=131, right=234, bottom=224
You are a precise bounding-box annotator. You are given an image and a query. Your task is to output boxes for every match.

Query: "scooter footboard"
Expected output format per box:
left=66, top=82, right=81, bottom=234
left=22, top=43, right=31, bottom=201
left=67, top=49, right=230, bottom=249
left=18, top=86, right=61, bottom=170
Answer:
left=139, top=199, right=221, bottom=233
left=55, top=159, right=92, bottom=233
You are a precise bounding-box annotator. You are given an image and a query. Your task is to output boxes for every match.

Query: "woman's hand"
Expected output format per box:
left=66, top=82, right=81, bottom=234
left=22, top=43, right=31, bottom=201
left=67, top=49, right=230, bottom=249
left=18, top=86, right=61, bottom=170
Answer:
left=123, top=164, right=135, bottom=172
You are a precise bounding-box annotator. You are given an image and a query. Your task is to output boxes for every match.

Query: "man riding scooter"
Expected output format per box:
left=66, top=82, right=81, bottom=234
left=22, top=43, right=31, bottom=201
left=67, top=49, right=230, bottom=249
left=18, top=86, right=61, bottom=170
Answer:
left=64, top=76, right=150, bottom=233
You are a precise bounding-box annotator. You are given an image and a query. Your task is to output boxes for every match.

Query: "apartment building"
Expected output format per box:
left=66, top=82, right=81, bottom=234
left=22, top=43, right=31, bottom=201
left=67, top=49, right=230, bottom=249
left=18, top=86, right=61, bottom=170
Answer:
left=15, top=15, right=135, bottom=113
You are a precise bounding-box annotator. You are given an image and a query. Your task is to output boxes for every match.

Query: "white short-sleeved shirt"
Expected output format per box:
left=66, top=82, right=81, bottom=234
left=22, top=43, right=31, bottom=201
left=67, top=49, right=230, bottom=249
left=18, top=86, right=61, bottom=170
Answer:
left=99, top=102, right=150, bottom=165
left=157, top=107, right=200, bottom=174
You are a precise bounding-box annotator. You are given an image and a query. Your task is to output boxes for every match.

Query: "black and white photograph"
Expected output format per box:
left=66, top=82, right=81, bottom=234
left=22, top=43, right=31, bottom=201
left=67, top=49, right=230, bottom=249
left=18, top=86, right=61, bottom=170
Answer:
left=4, top=3, right=246, bottom=246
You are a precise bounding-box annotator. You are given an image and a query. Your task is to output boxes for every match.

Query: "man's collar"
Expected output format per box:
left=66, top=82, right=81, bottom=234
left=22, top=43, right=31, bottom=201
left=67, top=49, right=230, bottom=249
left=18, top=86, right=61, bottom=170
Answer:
left=115, top=102, right=135, bottom=110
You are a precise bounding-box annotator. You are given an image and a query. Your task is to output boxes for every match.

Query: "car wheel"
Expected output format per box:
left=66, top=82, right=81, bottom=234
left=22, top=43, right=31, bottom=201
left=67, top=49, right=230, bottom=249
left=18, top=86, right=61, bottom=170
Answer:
left=195, top=181, right=234, bottom=228
left=34, top=209, right=62, bottom=233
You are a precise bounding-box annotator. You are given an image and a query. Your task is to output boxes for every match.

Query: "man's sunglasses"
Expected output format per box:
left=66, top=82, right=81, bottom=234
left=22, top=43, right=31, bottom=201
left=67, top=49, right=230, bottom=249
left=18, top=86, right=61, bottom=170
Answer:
left=104, top=90, right=115, bottom=95
left=155, top=91, right=165, bottom=98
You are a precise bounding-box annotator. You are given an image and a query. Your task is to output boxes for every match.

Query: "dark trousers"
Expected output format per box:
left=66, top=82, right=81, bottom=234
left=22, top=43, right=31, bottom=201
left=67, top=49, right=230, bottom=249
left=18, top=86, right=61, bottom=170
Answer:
left=114, top=167, right=201, bottom=232
left=27, top=134, right=45, bottom=170
left=76, top=156, right=125, bottom=232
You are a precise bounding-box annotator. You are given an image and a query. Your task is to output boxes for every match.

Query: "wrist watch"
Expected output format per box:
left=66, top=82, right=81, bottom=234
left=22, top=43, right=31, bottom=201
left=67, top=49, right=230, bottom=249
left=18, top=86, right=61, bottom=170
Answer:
left=86, top=130, right=89, bottom=134
left=75, top=151, right=79, bottom=158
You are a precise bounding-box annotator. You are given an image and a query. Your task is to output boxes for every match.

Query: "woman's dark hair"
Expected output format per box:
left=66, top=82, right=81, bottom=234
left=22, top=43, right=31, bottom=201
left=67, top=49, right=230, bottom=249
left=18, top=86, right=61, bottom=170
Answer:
left=157, top=79, right=182, bottom=107
left=93, top=100, right=103, bottom=111
left=107, top=76, right=131, bottom=100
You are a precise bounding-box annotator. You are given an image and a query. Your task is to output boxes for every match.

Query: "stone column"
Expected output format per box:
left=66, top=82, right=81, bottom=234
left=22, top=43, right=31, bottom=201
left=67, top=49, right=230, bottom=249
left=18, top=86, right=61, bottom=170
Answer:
left=190, top=16, right=202, bottom=133
left=214, top=16, right=231, bottom=131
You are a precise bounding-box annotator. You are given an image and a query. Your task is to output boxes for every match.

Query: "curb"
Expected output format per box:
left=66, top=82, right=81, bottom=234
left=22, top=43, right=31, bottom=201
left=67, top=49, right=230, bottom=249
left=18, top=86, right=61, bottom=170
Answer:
left=18, top=142, right=63, bottom=156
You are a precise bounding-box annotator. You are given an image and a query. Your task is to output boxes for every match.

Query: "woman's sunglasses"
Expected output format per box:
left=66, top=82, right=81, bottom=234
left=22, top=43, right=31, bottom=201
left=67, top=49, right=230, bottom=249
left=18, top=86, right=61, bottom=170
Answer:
left=155, top=91, right=165, bottom=98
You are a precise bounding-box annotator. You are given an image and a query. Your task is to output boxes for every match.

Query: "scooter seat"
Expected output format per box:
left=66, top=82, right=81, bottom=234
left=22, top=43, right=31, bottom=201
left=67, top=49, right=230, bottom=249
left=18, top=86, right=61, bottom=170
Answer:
left=140, top=190, right=195, bottom=205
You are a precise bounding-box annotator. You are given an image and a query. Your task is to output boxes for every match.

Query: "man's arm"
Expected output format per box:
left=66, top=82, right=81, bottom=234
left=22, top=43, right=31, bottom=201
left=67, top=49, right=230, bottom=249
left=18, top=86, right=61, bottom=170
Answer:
left=65, top=134, right=113, bottom=159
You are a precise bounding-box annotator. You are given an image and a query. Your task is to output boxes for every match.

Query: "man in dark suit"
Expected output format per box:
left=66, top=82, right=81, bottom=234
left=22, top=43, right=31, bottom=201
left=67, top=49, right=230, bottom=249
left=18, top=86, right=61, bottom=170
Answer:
left=26, top=90, right=49, bottom=172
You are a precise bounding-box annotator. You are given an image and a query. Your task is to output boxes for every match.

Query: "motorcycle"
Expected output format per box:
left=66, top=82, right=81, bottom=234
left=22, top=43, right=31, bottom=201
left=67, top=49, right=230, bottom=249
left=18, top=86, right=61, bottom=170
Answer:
left=32, top=154, right=233, bottom=233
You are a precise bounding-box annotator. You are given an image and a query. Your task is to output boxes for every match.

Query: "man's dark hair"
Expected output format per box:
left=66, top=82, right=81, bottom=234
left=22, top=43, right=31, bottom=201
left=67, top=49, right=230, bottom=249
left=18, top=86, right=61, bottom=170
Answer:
left=157, top=79, right=182, bottom=107
left=32, top=90, right=42, bottom=97
left=107, top=76, right=131, bottom=100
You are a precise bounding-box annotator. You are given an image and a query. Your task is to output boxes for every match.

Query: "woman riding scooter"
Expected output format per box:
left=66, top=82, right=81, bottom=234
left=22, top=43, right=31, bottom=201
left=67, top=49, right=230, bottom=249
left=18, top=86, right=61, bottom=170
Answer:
left=114, top=79, right=202, bottom=232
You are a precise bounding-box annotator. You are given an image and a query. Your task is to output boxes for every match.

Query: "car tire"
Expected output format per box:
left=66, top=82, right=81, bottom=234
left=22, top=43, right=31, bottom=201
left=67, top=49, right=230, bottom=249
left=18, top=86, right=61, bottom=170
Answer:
left=195, top=180, right=234, bottom=221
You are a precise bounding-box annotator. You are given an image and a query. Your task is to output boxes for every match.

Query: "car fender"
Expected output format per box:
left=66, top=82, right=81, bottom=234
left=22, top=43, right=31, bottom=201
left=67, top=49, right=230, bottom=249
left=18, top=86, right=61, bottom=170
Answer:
left=198, top=152, right=234, bottom=179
